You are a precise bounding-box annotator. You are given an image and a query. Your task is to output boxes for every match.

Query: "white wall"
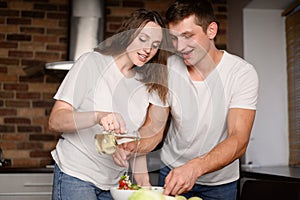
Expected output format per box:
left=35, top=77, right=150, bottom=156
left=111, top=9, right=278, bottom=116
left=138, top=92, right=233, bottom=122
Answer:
left=243, top=8, right=289, bottom=166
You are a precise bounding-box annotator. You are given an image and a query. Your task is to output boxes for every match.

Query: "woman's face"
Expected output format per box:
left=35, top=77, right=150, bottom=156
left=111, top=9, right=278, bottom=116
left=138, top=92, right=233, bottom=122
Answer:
left=126, top=21, right=163, bottom=67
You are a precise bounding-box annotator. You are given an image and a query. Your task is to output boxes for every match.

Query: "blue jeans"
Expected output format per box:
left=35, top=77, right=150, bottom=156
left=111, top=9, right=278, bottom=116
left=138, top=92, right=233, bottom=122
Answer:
left=52, top=164, right=113, bottom=200
left=159, top=165, right=237, bottom=200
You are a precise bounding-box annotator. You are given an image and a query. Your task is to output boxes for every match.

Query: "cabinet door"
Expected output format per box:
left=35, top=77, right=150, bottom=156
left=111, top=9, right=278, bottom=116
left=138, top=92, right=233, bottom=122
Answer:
left=0, top=173, right=53, bottom=199
left=0, top=195, right=51, bottom=200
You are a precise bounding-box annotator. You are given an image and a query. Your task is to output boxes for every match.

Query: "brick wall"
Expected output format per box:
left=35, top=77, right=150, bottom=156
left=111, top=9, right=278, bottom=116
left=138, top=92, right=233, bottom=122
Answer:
left=0, top=0, right=227, bottom=168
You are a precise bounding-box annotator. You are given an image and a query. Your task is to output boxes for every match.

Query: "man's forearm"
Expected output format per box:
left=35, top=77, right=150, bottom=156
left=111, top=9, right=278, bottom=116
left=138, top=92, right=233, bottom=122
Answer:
left=126, top=104, right=169, bottom=153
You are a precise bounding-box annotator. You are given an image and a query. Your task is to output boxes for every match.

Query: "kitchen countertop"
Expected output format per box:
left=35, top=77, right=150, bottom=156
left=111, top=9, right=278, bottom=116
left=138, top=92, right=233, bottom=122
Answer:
left=0, top=165, right=54, bottom=173
left=241, top=165, right=300, bottom=182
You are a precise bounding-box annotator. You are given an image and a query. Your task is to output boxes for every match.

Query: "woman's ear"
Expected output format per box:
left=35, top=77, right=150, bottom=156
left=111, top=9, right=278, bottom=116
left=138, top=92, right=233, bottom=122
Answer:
left=206, top=22, right=218, bottom=40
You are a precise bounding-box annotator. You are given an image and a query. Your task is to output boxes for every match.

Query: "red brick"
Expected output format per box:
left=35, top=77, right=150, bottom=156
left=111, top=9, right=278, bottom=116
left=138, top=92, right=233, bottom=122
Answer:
left=17, top=142, right=43, bottom=150
left=13, top=158, right=39, bottom=167
left=0, top=33, right=5, bottom=40
left=46, top=12, right=68, bottom=19
left=22, top=10, right=45, bottom=18
left=34, top=3, right=58, bottom=11
left=2, top=133, right=27, bottom=141
left=47, top=28, right=67, bottom=35
left=29, top=134, right=55, bottom=141
left=0, top=10, right=19, bottom=17
left=58, top=4, right=69, bottom=12
left=30, top=150, right=51, bottom=158
left=0, top=41, right=18, bottom=49
left=21, top=59, right=46, bottom=67
left=0, top=58, right=19, bottom=65
left=33, top=35, right=57, bottom=43
left=0, top=125, right=15, bottom=133
left=7, top=34, right=31, bottom=41
left=47, top=44, right=67, bottom=51
left=18, top=126, right=43, bottom=133
left=32, top=18, right=57, bottom=27
left=42, top=92, right=55, bottom=100
left=4, top=149, right=29, bottom=158
left=9, top=50, right=33, bottom=58
left=0, top=141, right=16, bottom=149
left=7, top=18, right=31, bottom=25
left=0, top=74, right=18, bottom=82
left=4, top=117, right=31, bottom=124
left=59, top=36, right=67, bottom=44
left=16, top=92, right=41, bottom=99
left=0, top=66, right=7, bottom=73
left=3, top=83, right=28, bottom=91
left=32, top=100, right=54, bottom=108
left=58, top=19, right=68, bottom=27
left=0, top=108, right=17, bottom=116
left=20, top=26, right=45, bottom=34
left=5, top=100, right=31, bottom=108
left=35, top=52, right=60, bottom=60
left=19, top=75, right=45, bottom=83
left=0, top=91, right=14, bottom=98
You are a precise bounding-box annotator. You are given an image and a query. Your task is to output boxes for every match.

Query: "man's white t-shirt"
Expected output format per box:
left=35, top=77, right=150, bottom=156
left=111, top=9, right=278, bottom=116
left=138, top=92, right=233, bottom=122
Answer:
left=51, top=51, right=163, bottom=190
left=161, top=51, right=259, bottom=185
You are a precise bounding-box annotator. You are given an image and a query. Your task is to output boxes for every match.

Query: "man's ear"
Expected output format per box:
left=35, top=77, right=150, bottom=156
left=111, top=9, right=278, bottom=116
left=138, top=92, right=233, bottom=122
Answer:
left=207, top=22, right=218, bottom=39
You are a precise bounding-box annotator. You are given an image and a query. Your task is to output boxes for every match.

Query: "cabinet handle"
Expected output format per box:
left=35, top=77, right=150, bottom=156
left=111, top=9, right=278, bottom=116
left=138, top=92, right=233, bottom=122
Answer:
left=24, top=182, right=53, bottom=187
left=0, top=192, right=51, bottom=196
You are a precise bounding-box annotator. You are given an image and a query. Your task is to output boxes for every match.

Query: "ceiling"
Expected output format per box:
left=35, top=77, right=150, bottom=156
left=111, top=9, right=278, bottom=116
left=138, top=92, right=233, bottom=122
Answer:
left=245, top=0, right=297, bottom=9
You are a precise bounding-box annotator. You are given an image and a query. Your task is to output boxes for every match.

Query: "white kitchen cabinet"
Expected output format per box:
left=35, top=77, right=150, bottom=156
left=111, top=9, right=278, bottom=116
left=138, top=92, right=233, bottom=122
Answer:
left=0, top=173, right=53, bottom=200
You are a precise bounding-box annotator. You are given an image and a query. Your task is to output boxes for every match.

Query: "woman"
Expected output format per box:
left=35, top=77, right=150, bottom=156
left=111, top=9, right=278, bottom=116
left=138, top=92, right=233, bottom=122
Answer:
left=48, top=9, right=169, bottom=200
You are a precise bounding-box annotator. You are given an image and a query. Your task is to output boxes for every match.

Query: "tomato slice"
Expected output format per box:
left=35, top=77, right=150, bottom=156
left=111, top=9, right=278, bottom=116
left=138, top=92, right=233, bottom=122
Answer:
left=118, top=180, right=128, bottom=189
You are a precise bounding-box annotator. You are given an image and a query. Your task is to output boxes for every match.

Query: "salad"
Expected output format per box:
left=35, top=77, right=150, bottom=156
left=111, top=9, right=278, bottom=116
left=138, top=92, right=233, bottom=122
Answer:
left=118, top=174, right=141, bottom=190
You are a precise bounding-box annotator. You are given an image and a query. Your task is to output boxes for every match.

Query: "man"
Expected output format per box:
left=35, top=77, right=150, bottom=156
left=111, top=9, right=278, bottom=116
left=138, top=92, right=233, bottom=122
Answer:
left=115, top=0, right=258, bottom=199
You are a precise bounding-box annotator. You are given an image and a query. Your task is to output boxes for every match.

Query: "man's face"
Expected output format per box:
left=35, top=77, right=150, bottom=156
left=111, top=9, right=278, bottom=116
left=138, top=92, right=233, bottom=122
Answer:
left=168, top=15, right=210, bottom=67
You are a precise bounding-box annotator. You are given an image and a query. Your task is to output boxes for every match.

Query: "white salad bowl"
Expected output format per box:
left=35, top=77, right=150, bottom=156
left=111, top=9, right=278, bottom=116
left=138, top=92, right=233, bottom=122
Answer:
left=110, top=186, right=164, bottom=200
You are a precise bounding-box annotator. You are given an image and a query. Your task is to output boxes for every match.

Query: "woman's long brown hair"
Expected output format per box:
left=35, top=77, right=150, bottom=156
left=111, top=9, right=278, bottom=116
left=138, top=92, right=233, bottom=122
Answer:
left=95, top=9, right=171, bottom=104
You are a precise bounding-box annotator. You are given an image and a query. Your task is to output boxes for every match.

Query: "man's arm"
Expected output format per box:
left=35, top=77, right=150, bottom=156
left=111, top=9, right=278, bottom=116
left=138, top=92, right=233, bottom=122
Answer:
left=130, top=155, right=151, bottom=186
left=135, top=104, right=170, bottom=153
left=113, top=104, right=170, bottom=167
left=163, top=108, right=256, bottom=195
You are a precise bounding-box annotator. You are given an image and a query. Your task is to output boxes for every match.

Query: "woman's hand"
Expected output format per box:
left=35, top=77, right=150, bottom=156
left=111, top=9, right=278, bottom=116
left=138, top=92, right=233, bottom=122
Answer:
left=97, top=112, right=127, bottom=134
left=49, top=100, right=128, bottom=133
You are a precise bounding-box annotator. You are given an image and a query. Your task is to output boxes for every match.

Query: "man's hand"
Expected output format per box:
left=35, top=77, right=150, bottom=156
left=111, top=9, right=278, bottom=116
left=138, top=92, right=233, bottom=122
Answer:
left=163, top=159, right=199, bottom=196
left=112, top=145, right=132, bottom=167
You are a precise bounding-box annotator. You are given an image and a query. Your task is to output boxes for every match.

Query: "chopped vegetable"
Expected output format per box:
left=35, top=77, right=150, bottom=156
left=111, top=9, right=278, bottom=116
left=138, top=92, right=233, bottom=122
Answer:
left=175, top=196, right=187, bottom=200
left=188, top=197, right=202, bottom=200
left=129, top=189, right=165, bottom=200
left=118, top=174, right=141, bottom=190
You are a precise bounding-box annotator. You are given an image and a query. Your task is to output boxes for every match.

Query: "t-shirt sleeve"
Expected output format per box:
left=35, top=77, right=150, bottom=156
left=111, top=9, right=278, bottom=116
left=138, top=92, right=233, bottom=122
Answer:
left=54, top=53, right=96, bottom=109
left=230, top=64, right=259, bottom=110
left=149, top=91, right=169, bottom=108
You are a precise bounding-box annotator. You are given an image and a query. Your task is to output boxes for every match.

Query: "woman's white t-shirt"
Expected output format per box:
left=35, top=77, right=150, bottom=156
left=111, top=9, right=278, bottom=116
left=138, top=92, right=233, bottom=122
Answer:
left=51, top=51, right=164, bottom=190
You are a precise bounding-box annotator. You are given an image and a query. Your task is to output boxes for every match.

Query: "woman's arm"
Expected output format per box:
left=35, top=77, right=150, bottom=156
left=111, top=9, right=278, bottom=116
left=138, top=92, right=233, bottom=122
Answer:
left=48, top=100, right=127, bottom=133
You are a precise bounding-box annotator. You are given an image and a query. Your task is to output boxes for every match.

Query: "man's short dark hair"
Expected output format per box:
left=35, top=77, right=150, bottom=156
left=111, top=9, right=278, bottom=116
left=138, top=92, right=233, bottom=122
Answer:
left=166, top=0, right=218, bottom=31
